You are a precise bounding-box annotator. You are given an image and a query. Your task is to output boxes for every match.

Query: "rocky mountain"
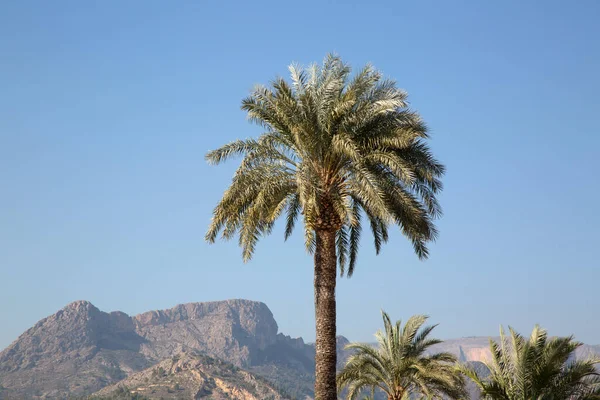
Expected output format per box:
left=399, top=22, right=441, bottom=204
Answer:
left=92, top=351, right=288, bottom=400
left=0, top=299, right=314, bottom=399
left=0, top=300, right=152, bottom=398
left=1, top=300, right=598, bottom=399
left=132, top=300, right=279, bottom=367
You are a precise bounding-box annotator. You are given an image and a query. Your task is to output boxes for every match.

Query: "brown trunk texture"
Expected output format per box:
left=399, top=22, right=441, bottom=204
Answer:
left=314, top=229, right=338, bottom=400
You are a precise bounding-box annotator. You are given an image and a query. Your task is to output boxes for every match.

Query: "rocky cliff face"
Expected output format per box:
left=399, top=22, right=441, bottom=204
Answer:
left=0, top=299, right=306, bottom=399
left=428, top=337, right=493, bottom=364
left=133, top=299, right=278, bottom=368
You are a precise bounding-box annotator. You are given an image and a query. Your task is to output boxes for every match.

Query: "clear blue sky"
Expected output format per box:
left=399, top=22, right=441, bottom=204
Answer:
left=1, top=0, right=599, bottom=351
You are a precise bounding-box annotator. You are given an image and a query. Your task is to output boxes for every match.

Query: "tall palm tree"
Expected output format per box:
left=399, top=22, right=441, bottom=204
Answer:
left=205, top=55, right=444, bottom=400
left=337, top=312, right=466, bottom=400
left=459, top=325, right=600, bottom=400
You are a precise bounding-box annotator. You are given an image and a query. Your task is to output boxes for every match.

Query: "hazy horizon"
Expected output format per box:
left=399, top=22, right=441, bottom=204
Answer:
left=2, top=0, right=599, bottom=351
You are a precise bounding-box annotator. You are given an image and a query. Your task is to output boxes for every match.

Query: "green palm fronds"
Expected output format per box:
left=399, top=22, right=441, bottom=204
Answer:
left=337, top=312, right=466, bottom=400
left=458, top=325, right=600, bottom=400
left=205, top=54, right=444, bottom=275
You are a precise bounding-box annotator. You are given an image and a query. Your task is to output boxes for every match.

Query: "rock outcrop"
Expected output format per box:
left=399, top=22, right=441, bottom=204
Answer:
left=93, top=351, right=288, bottom=400
left=133, top=299, right=278, bottom=368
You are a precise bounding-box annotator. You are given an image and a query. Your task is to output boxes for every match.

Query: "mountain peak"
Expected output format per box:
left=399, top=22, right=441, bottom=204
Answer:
left=59, top=299, right=101, bottom=317
left=65, top=299, right=94, bottom=308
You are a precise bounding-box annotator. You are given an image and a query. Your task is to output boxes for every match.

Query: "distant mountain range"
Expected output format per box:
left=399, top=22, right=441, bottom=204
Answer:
left=0, top=300, right=598, bottom=399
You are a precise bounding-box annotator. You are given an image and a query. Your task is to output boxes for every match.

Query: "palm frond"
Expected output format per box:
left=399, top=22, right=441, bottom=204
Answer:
left=461, top=325, right=600, bottom=400
left=338, top=312, right=465, bottom=400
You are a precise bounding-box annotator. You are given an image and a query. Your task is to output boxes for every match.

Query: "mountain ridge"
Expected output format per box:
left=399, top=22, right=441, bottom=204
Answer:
left=0, top=299, right=314, bottom=399
left=1, top=299, right=599, bottom=399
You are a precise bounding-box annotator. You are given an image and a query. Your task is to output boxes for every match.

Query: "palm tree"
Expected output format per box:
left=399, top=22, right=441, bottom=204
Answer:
left=459, top=325, right=600, bottom=400
left=205, top=54, right=444, bottom=400
left=337, top=312, right=466, bottom=400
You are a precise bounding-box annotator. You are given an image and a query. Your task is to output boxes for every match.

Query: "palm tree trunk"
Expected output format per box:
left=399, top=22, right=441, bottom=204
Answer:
left=314, top=229, right=338, bottom=400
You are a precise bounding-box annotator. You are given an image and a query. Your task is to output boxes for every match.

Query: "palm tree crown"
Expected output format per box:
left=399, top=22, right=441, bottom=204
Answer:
left=205, top=54, right=444, bottom=275
left=459, top=325, right=600, bottom=400
left=337, top=312, right=466, bottom=400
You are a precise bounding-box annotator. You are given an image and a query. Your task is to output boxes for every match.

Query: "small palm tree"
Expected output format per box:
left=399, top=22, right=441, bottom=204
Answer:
left=337, top=312, right=466, bottom=400
left=459, top=325, right=600, bottom=400
left=205, top=55, right=444, bottom=400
